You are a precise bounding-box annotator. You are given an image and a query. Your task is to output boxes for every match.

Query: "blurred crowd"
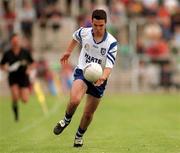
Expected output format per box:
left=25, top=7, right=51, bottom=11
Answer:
left=0, top=0, right=180, bottom=92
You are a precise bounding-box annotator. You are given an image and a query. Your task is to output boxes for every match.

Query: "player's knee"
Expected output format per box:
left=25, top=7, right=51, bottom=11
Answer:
left=70, top=96, right=81, bottom=106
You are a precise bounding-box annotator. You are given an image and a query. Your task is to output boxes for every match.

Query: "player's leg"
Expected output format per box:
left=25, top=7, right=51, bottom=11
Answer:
left=74, top=95, right=100, bottom=147
left=66, top=79, right=87, bottom=116
left=19, top=73, right=31, bottom=103
left=10, top=84, right=20, bottom=121
left=73, top=78, right=107, bottom=147
left=20, top=87, right=30, bottom=103
left=53, top=79, right=87, bottom=135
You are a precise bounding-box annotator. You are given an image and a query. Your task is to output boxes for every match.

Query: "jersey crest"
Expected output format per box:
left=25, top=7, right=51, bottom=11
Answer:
left=100, top=48, right=106, bottom=55
left=84, top=43, right=90, bottom=51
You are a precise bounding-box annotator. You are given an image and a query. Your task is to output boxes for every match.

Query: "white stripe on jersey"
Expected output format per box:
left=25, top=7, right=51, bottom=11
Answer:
left=72, top=27, right=117, bottom=70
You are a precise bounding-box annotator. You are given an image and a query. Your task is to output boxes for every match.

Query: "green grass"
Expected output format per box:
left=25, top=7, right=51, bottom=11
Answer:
left=0, top=93, right=180, bottom=153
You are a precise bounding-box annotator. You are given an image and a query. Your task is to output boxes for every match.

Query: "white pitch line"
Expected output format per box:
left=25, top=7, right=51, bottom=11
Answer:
left=20, top=100, right=62, bottom=133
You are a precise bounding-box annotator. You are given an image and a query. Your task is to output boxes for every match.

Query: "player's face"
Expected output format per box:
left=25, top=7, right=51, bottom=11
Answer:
left=11, top=35, right=21, bottom=48
left=92, top=19, right=106, bottom=36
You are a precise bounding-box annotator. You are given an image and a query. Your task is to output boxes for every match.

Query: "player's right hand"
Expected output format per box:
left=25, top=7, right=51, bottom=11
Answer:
left=60, top=52, right=70, bottom=65
left=94, top=77, right=106, bottom=86
left=1, top=64, right=9, bottom=72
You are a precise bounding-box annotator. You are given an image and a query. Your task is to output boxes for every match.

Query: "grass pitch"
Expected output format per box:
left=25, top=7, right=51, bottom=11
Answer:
left=0, top=93, right=180, bottom=153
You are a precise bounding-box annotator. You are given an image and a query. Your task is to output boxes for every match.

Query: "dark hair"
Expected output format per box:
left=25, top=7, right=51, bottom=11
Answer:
left=10, top=33, right=18, bottom=40
left=92, top=9, right=107, bottom=23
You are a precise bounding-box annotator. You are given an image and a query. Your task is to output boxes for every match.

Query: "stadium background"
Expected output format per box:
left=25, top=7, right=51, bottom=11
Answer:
left=0, top=1, right=180, bottom=153
left=0, top=0, right=179, bottom=95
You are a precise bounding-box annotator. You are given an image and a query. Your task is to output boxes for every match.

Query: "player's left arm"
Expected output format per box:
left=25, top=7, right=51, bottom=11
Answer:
left=26, top=62, right=36, bottom=75
left=0, top=52, right=9, bottom=72
left=26, top=52, right=36, bottom=75
left=94, top=68, right=112, bottom=86
left=95, top=41, right=118, bottom=86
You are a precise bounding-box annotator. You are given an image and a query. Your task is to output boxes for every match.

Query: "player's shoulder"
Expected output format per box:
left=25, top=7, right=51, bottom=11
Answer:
left=79, top=27, right=92, bottom=36
left=3, top=48, right=12, bottom=56
left=106, top=32, right=117, bottom=44
left=74, top=27, right=92, bottom=40
left=21, top=48, right=30, bottom=54
left=78, top=27, right=92, bottom=32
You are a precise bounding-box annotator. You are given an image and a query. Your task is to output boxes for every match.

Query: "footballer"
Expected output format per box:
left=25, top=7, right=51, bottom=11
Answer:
left=53, top=9, right=117, bottom=147
left=0, top=34, right=35, bottom=121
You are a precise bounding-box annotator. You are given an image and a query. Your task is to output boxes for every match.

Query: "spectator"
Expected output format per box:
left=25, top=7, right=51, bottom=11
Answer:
left=146, top=38, right=170, bottom=64
left=2, top=0, right=16, bottom=40
left=60, top=63, right=73, bottom=92
left=19, top=1, right=36, bottom=42
left=160, top=16, right=172, bottom=40
left=160, top=62, right=173, bottom=90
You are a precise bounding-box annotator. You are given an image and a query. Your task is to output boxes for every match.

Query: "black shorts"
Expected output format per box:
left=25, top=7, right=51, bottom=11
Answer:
left=74, top=68, right=107, bottom=98
left=8, top=73, right=30, bottom=87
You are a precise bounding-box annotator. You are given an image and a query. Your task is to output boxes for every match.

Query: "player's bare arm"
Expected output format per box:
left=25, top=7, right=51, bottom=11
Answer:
left=26, top=62, right=36, bottom=75
left=0, top=64, right=9, bottom=72
left=95, top=67, right=112, bottom=86
left=60, top=39, right=78, bottom=65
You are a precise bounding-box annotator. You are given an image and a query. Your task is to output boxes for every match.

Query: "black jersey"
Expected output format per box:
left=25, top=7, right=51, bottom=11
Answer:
left=0, top=48, right=34, bottom=75
left=0, top=48, right=34, bottom=87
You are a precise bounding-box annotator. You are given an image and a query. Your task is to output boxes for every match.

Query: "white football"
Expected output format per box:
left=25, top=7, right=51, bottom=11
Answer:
left=83, top=62, right=103, bottom=82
